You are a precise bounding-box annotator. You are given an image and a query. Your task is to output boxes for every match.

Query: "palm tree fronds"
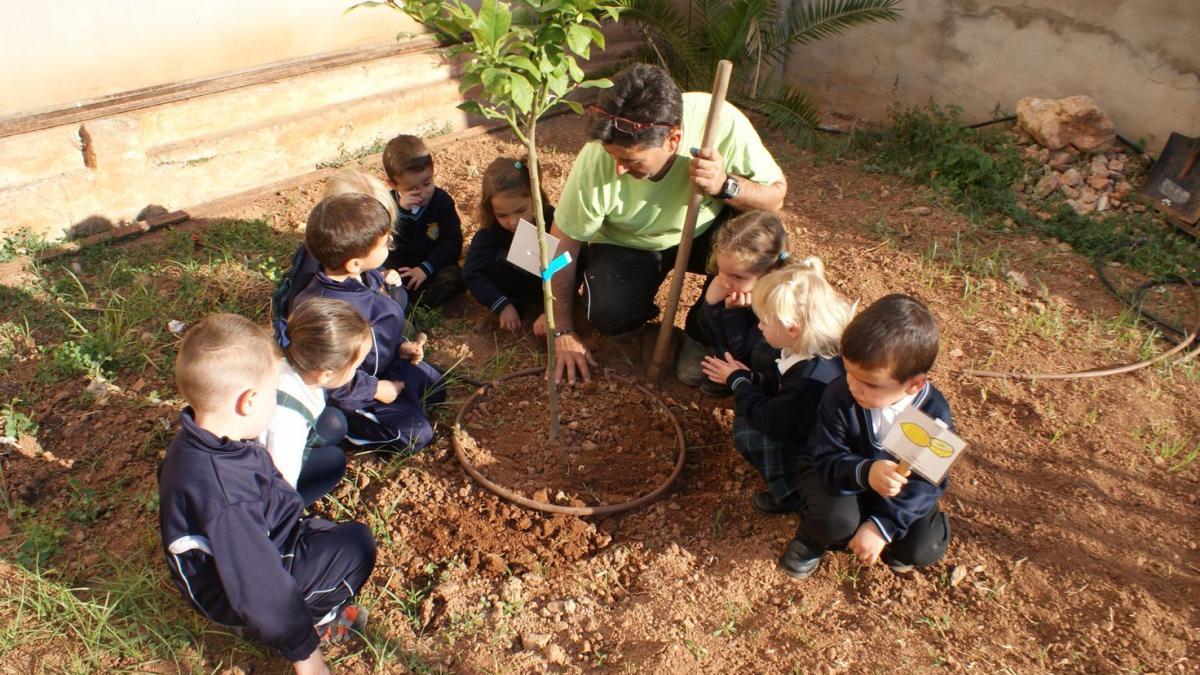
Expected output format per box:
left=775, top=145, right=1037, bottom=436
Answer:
left=736, top=85, right=823, bottom=147
left=766, top=0, right=902, bottom=64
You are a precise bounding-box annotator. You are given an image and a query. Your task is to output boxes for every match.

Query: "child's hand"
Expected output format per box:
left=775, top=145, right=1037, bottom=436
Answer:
left=396, top=190, right=423, bottom=212
left=374, top=379, right=405, bottom=404
left=700, top=352, right=747, bottom=385
left=498, top=305, right=521, bottom=332
left=724, top=290, right=751, bottom=308
left=398, top=332, right=428, bottom=364
left=532, top=313, right=548, bottom=337
left=704, top=277, right=728, bottom=305
left=293, top=648, right=331, bottom=675
left=396, top=266, right=428, bottom=290
left=384, top=268, right=403, bottom=286
left=868, top=460, right=908, bottom=497
left=848, top=521, right=888, bottom=565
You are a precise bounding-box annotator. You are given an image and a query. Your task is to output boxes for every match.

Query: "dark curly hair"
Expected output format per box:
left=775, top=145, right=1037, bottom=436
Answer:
left=588, top=64, right=683, bottom=148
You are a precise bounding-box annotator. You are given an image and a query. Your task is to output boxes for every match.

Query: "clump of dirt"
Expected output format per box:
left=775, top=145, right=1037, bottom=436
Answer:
left=457, top=370, right=680, bottom=507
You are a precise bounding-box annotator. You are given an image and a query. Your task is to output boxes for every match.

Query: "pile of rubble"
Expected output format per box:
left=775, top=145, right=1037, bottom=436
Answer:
left=1011, top=95, right=1144, bottom=216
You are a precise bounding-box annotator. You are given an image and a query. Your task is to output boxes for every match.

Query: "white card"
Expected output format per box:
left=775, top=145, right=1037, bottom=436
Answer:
left=506, top=218, right=560, bottom=277
left=880, top=405, right=966, bottom=484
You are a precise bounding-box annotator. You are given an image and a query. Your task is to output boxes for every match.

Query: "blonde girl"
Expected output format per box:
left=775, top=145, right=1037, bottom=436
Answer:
left=676, top=209, right=791, bottom=389
left=259, top=297, right=372, bottom=505
left=463, top=157, right=559, bottom=336
left=700, top=257, right=855, bottom=515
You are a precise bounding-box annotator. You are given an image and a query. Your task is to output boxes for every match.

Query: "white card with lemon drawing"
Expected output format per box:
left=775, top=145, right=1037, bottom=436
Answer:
left=880, top=406, right=966, bottom=484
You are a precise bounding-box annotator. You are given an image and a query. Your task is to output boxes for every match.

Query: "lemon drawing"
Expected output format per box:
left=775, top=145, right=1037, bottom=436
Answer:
left=900, top=422, right=954, bottom=459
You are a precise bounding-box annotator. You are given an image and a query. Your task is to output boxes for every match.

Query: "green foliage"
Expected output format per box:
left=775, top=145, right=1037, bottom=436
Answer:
left=1, top=398, right=38, bottom=439
left=851, top=103, right=1199, bottom=281
left=621, top=0, right=902, bottom=145
left=0, top=228, right=51, bottom=262
left=354, top=0, right=621, bottom=136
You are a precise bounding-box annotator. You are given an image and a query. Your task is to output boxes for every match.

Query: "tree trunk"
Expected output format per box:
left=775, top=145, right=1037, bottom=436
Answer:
left=525, top=112, right=559, bottom=440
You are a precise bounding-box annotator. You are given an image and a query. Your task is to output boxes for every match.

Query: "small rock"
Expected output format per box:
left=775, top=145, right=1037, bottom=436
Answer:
left=1067, top=199, right=1094, bottom=215
left=581, top=440, right=599, bottom=452
left=1080, top=186, right=1098, bottom=204
left=1086, top=174, right=1110, bottom=191
left=563, top=599, right=577, bottom=614
left=1132, top=203, right=1146, bottom=213
left=949, top=347, right=964, bottom=359
left=949, top=565, right=968, bottom=587
left=1047, top=150, right=1075, bottom=169
left=523, top=633, right=551, bottom=650
left=1060, top=184, right=1081, bottom=199
left=1096, top=195, right=1110, bottom=212
left=544, top=643, right=567, bottom=664
left=1005, top=270, right=1030, bottom=291
left=1108, top=156, right=1127, bottom=173
left=906, top=206, right=932, bottom=216
left=1033, top=173, right=1059, bottom=199
left=1088, top=156, right=1110, bottom=176
left=1060, top=167, right=1083, bottom=187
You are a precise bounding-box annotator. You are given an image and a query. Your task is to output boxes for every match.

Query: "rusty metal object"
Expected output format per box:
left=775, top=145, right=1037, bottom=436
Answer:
left=1139, top=132, right=1200, bottom=225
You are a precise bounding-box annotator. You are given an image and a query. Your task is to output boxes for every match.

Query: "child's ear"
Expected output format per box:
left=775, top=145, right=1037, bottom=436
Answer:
left=385, top=178, right=397, bottom=190
left=234, top=388, right=257, bottom=417
left=343, top=256, right=364, bottom=274
left=903, top=373, right=928, bottom=395
left=785, top=322, right=802, bottom=339
left=315, top=369, right=336, bottom=387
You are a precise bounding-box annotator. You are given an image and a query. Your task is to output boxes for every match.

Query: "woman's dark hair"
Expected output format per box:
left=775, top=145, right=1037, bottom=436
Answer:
left=477, top=157, right=550, bottom=228
left=283, top=298, right=371, bottom=375
left=588, top=64, right=683, bottom=148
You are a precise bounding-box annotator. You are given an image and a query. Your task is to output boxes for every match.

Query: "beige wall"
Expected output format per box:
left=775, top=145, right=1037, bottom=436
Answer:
left=783, top=0, right=1199, bottom=151
left=1, top=1, right=419, bottom=115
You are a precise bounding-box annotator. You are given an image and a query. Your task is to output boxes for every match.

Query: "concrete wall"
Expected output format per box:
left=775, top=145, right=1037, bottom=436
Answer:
left=783, top=0, right=1199, bottom=151
left=0, top=1, right=417, bottom=115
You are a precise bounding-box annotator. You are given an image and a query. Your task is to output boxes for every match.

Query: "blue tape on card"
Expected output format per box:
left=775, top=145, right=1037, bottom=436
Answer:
left=541, top=251, right=573, bottom=281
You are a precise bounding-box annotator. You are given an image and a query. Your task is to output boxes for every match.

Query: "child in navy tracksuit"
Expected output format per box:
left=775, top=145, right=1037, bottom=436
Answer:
left=464, top=156, right=572, bottom=336
left=701, top=257, right=854, bottom=514
left=684, top=210, right=792, bottom=393
left=382, top=134, right=465, bottom=309
left=159, top=313, right=376, bottom=671
left=780, top=294, right=954, bottom=579
left=294, top=193, right=445, bottom=452
left=271, top=169, right=405, bottom=345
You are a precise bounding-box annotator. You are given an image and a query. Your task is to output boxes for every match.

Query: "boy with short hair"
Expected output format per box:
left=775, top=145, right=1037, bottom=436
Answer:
left=159, top=314, right=376, bottom=674
left=381, top=134, right=465, bottom=308
left=294, top=193, right=445, bottom=451
left=780, top=294, right=954, bottom=579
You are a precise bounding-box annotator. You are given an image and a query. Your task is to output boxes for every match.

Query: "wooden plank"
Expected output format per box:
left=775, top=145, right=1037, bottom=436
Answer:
left=0, top=37, right=447, bottom=139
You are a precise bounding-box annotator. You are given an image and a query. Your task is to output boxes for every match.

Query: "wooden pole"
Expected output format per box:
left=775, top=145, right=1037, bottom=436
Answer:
left=647, top=60, right=733, bottom=382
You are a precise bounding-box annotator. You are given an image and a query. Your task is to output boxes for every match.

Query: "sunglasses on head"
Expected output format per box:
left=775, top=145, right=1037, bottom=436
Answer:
left=587, top=105, right=675, bottom=135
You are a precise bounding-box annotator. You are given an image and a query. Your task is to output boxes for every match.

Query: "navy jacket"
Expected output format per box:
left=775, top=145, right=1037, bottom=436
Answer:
left=703, top=301, right=765, bottom=365
left=386, top=187, right=463, bottom=276
left=726, top=355, right=844, bottom=442
left=462, top=205, right=556, bottom=314
left=293, top=268, right=408, bottom=411
left=810, top=379, right=954, bottom=542
left=158, top=410, right=319, bottom=662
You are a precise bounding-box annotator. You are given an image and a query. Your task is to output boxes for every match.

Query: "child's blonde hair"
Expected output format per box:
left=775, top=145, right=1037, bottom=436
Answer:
left=176, top=314, right=279, bottom=411
left=322, top=169, right=397, bottom=224
left=751, top=257, right=854, bottom=358
left=708, top=209, right=789, bottom=276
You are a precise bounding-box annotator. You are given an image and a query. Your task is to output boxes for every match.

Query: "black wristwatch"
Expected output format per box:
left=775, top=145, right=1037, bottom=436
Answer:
left=717, top=174, right=740, bottom=200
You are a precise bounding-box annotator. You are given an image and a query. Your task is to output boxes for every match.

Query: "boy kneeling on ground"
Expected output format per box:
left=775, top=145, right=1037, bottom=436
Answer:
left=781, top=294, right=954, bottom=578
left=158, top=313, right=376, bottom=674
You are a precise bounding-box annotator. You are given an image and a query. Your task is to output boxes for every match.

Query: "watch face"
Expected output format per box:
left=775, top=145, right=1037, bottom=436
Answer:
left=723, top=177, right=739, bottom=199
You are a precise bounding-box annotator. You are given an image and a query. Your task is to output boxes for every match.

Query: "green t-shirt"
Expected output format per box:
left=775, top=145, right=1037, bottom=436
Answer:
left=555, top=92, right=784, bottom=251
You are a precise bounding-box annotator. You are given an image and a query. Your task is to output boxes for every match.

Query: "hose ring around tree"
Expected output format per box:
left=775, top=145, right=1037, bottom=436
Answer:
left=451, top=367, right=687, bottom=516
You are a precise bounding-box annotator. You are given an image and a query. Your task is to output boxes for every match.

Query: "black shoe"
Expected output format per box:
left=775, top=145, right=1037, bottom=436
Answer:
left=752, top=491, right=791, bottom=515
left=778, top=539, right=822, bottom=579
left=881, top=552, right=915, bottom=575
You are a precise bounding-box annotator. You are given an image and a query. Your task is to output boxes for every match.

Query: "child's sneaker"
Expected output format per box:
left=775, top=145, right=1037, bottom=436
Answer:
left=316, top=604, right=368, bottom=644
left=881, top=552, right=915, bottom=575
left=778, top=539, right=822, bottom=579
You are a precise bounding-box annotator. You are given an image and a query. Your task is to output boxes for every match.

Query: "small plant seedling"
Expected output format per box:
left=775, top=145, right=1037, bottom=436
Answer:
left=1, top=398, right=38, bottom=439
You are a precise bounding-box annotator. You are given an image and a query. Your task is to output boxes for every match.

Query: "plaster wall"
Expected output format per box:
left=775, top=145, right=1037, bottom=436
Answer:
left=782, top=0, right=1199, bottom=151
left=0, top=0, right=418, bottom=115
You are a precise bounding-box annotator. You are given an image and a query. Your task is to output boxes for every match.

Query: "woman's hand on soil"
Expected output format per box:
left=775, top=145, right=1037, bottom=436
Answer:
left=700, top=352, right=746, bottom=385
left=848, top=521, right=887, bottom=565
left=868, top=460, right=907, bottom=497
left=554, top=331, right=596, bottom=384
left=374, top=379, right=405, bottom=404
left=498, top=305, right=521, bottom=332
left=532, top=313, right=548, bottom=338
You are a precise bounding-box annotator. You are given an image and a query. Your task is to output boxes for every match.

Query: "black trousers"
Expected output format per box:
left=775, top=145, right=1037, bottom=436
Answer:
left=409, top=264, right=465, bottom=309
left=581, top=208, right=735, bottom=336
left=793, top=465, right=951, bottom=567
left=286, top=519, right=377, bottom=624
left=295, top=408, right=348, bottom=507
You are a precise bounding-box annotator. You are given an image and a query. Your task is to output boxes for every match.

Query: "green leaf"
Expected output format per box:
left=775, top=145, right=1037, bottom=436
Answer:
left=589, top=26, right=606, bottom=50
left=578, top=77, right=613, bottom=89
left=509, top=73, right=535, bottom=113
left=548, top=71, right=569, bottom=97
left=504, top=55, right=541, bottom=76
left=562, top=99, right=586, bottom=114
left=566, top=24, right=592, bottom=57
left=566, top=57, right=585, bottom=82
left=473, top=0, right=512, bottom=48
left=481, top=67, right=507, bottom=90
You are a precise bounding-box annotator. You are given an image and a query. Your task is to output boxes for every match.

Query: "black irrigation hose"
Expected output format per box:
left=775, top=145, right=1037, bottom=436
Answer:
left=1094, top=241, right=1200, bottom=342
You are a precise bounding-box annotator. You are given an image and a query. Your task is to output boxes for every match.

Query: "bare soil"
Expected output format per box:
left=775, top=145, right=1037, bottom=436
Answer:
left=1, top=112, right=1197, bottom=674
